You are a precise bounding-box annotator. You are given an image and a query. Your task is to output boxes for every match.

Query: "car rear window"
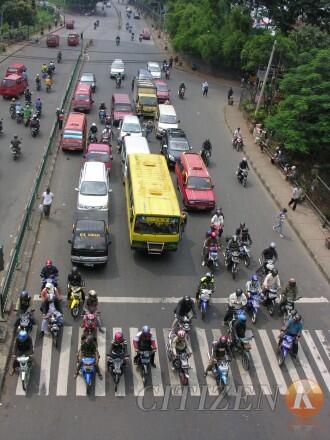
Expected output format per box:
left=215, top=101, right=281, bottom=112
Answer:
left=115, top=103, right=132, bottom=112
left=73, top=232, right=106, bottom=250
left=86, top=152, right=110, bottom=163
left=80, top=182, right=107, bottom=196
left=187, top=176, right=212, bottom=190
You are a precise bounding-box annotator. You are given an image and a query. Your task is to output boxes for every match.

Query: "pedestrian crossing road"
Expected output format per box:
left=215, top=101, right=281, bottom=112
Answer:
left=11, top=326, right=330, bottom=398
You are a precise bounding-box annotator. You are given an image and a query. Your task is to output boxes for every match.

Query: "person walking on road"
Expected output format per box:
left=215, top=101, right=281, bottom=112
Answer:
left=131, top=78, right=135, bottom=92
left=288, top=186, right=301, bottom=211
left=56, top=108, right=64, bottom=130
left=273, top=208, right=287, bottom=238
left=180, top=211, right=187, bottom=237
left=202, top=81, right=209, bottom=97
left=41, top=187, right=54, bottom=219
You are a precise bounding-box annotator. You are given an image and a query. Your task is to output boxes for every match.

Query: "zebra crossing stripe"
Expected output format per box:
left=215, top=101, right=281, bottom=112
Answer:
left=212, top=329, right=237, bottom=396
left=195, top=328, right=219, bottom=396
left=112, top=328, right=126, bottom=397
left=150, top=328, right=164, bottom=396
left=38, top=333, right=53, bottom=396
left=258, top=329, right=287, bottom=395
left=186, top=337, right=200, bottom=396
left=302, top=330, right=330, bottom=393
left=296, top=341, right=317, bottom=383
left=163, top=329, right=182, bottom=396
left=272, top=330, right=300, bottom=384
left=233, top=330, right=255, bottom=396
left=249, top=336, right=272, bottom=395
left=95, top=328, right=106, bottom=397
left=129, top=327, right=144, bottom=396
left=56, top=326, right=72, bottom=396
left=315, top=330, right=330, bottom=362
left=16, top=327, right=37, bottom=396
left=76, top=328, right=86, bottom=396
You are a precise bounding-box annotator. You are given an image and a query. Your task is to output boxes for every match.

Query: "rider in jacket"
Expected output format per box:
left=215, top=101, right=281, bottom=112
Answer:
left=75, top=334, right=103, bottom=379
left=133, top=326, right=157, bottom=367
left=202, top=231, right=219, bottom=266
left=259, top=242, right=278, bottom=272
left=204, top=335, right=231, bottom=376
left=9, top=330, right=34, bottom=375
left=278, top=314, right=303, bottom=356
left=236, top=223, right=252, bottom=245
left=170, top=330, right=191, bottom=368
left=86, top=290, right=98, bottom=313
left=40, top=259, right=59, bottom=282
left=224, top=288, right=247, bottom=323
left=172, top=295, right=197, bottom=328
left=237, top=157, right=249, bottom=180
left=279, top=278, right=299, bottom=314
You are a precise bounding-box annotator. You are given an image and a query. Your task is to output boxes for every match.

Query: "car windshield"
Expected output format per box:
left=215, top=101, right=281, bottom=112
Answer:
left=2, top=79, right=15, bottom=87
left=140, top=96, right=157, bottom=106
left=112, top=62, right=124, bottom=69
left=169, top=140, right=190, bottom=151
left=156, top=84, right=168, bottom=92
left=81, top=75, right=94, bottom=82
left=149, top=66, right=160, bottom=72
left=73, top=232, right=106, bottom=250
left=115, top=103, right=132, bottom=112
left=159, top=115, right=177, bottom=124
left=80, top=182, right=107, bottom=195
left=134, top=215, right=179, bottom=234
left=122, top=122, right=141, bottom=133
left=86, top=152, right=110, bottom=163
left=7, top=68, right=17, bottom=74
left=187, top=176, right=212, bottom=190
left=75, top=94, right=89, bottom=100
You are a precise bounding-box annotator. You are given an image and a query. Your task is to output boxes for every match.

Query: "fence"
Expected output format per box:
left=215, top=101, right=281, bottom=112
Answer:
left=0, top=46, right=83, bottom=313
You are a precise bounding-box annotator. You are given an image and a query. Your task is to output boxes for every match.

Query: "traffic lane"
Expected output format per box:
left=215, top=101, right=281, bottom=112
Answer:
left=168, top=67, right=329, bottom=298
left=0, top=41, right=80, bottom=259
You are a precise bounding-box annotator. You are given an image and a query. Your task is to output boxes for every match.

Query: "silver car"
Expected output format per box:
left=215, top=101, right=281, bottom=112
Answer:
left=110, top=59, right=125, bottom=78
left=147, top=62, right=161, bottom=79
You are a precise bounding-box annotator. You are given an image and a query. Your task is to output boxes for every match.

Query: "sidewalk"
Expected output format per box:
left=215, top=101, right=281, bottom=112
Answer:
left=224, top=104, right=330, bottom=284
left=147, top=16, right=330, bottom=284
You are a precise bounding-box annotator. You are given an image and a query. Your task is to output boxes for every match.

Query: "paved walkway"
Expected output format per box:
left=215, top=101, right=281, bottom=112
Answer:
left=148, top=19, right=330, bottom=284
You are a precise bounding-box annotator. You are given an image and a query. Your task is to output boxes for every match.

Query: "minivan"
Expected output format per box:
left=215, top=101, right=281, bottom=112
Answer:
left=111, top=93, right=133, bottom=126
left=72, top=83, right=93, bottom=112
left=156, top=104, right=179, bottom=138
left=61, top=112, right=87, bottom=152
left=118, top=115, right=143, bottom=147
left=121, top=136, right=150, bottom=179
left=76, top=162, right=110, bottom=211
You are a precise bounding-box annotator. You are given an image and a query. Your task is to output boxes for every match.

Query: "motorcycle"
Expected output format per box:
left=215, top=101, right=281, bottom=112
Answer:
left=57, top=52, right=62, bottom=63
left=36, top=81, right=41, bottom=91
left=256, top=258, right=275, bottom=277
left=228, top=96, right=233, bottom=105
left=262, top=287, right=279, bottom=316
left=17, top=311, right=34, bottom=333
left=48, top=312, right=63, bottom=348
left=115, top=77, right=121, bottom=88
left=16, top=109, right=24, bottom=124
left=178, top=87, right=185, bottom=99
left=198, top=288, right=212, bottom=320
left=206, top=245, right=219, bottom=271
left=35, top=108, right=42, bottom=119
left=88, top=132, right=98, bottom=144
left=200, top=148, right=211, bottom=166
left=277, top=334, right=296, bottom=367
left=126, top=23, right=129, bottom=30
left=278, top=295, right=301, bottom=323
left=239, top=243, right=250, bottom=267
left=41, top=275, right=58, bottom=291
left=172, top=352, right=191, bottom=386
left=80, top=356, right=96, bottom=390
left=30, top=125, right=39, bottom=137
left=11, top=145, right=21, bottom=161
left=225, top=250, right=240, bottom=280
left=81, top=312, right=98, bottom=337
left=116, top=38, right=120, bottom=46
left=24, top=115, right=31, bottom=127
left=139, top=35, right=142, bottom=42
left=46, top=83, right=51, bottom=93
left=131, top=33, right=134, bottom=41
left=237, top=169, right=248, bottom=187
left=17, top=355, right=32, bottom=392
left=232, top=136, right=243, bottom=151
left=0, top=119, right=3, bottom=134
left=68, top=284, right=84, bottom=318
left=212, top=358, right=231, bottom=390
left=10, top=106, right=16, bottom=119
left=107, top=352, right=129, bottom=392
left=99, top=109, right=107, bottom=124
left=165, top=70, right=170, bottom=80
left=176, top=314, right=193, bottom=334
left=137, top=350, right=152, bottom=385
left=229, top=325, right=253, bottom=371
left=246, top=293, right=261, bottom=324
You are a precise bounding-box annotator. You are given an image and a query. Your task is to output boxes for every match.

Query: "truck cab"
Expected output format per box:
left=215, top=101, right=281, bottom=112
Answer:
left=133, top=79, right=158, bottom=118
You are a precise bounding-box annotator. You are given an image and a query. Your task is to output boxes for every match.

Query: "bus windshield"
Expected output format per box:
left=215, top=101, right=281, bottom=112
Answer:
left=134, top=215, right=179, bottom=234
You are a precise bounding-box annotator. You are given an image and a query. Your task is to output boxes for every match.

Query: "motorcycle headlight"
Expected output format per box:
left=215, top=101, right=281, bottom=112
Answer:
left=168, top=154, right=175, bottom=161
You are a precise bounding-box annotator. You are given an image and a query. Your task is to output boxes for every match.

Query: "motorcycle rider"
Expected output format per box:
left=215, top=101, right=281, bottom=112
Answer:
left=196, top=272, right=215, bottom=300
left=23, top=104, right=32, bottom=126
left=86, top=289, right=98, bottom=313
left=170, top=329, right=191, bottom=369
left=24, top=88, right=32, bottom=104
left=224, top=288, right=247, bottom=324
left=35, top=97, right=42, bottom=114
left=116, top=35, right=120, bottom=45
left=67, top=266, right=84, bottom=301
left=35, top=74, right=41, bottom=90
left=233, top=127, right=242, bottom=143
left=231, top=312, right=247, bottom=348
left=45, top=75, right=52, bottom=90
left=210, top=207, right=224, bottom=237
left=172, top=295, right=197, bottom=329
left=40, top=282, right=61, bottom=312
left=30, top=114, right=40, bottom=131
left=258, top=242, right=278, bottom=273
left=178, top=82, right=186, bottom=97
left=89, top=122, right=98, bottom=141
left=279, top=278, right=299, bottom=315
left=99, top=102, right=107, bottom=111
left=16, top=289, right=32, bottom=313
left=9, top=330, right=34, bottom=375
left=11, top=135, right=21, bottom=154
left=10, top=98, right=16, bottom=114
left=39, top=291, right=63, bottom=338
left=204, top=335, right=231, bottom=376
left=40, top=259, right=59, bottom=284
left=75, top=334, right=103, bottom=379
left=262, top=268, right=281, bottom=306
left=57, top=51, right=62, bottom=63
left=202, top=231, right=219, bottom=266
left=133, top=326, right=157, bottom=367
left=246, top=274, right=262, bottom=298
left=109, top=331, right=128, bottom=359
left=225, top=234, right=240, bottom=266
left=115, top=73, right=122, bottom=88
left=237, top=157, right=249, bottom=180
left=236, top=223, right=252, bottom=246
left=278, top=314, right=303, bottom=357
left=228, top=87, right=233, bottom=102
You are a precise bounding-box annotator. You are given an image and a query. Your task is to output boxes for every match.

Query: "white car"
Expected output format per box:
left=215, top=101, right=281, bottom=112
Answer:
left=118, top=115, right=143, bottom=146
left=110, top=59, right=125, bottom=78
left=147, top=62, right=161, bottom=79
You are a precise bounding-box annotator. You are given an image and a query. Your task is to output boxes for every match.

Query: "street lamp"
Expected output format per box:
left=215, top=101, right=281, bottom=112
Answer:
left=0, top=2, right=11, bottom=44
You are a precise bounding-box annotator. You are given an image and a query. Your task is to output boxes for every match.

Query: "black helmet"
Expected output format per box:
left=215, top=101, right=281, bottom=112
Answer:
left=20, top=290, right=29, bottom=299
left=184, top=295, right=191, bottom=302
left=86, top=335, right=94, bottom=345
left=289, top=278, right=296, bottom=286
left=271, top=269, right=278, bottom=276
left=235, top=288, right=243, bottom=297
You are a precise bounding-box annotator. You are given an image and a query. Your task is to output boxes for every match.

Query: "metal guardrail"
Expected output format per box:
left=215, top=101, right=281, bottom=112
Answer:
left=0, top=46, right=83, bottom=313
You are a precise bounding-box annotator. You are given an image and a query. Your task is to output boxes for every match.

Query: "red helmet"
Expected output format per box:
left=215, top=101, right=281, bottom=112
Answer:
left=46, top=259, right=52, bottom=267
left=219, top=335, right=228, bottom=344
left=114, top=331, right=123, bottom=342
left=177, top=330, right=186, bottom=339
left=211, top=232, right=216, bottom=239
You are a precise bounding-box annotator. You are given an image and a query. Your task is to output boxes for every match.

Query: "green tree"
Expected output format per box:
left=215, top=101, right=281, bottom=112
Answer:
left=265, top=48, right=330, bottom=159
left=288, top=24, right=330, bottom=55
left=4, top=1, right=36, bottom=27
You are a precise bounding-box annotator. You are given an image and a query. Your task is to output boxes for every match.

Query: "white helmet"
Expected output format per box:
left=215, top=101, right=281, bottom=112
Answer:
left=46, top=282, right=54, bottom=290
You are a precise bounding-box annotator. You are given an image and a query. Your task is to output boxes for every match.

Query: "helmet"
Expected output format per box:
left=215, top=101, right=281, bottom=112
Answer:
left=290, top=310, right=297, bottom=317
left=47, top=292, right=55, bottom=302
left=235, top=288, right=243, bottom=297
left=271, top=269, right=278, bottom=276
left=183, top=295, right=191, bottom=302
left=46, top=259, right=52, bottom=267
left=88, top=290, right=97, bottom=298
left=251, top=274, right=258, bottom=282
left=86, top=335, right=94, bottom=345
left=14, top=135, right=18, bottom=139
left=142, top=325, right=150, bottom=335
left=36, top=74, right=40, bottom=77
left=46, top=282, right=53, bottom=290
left=11, top=98, right=16, bottom=102
left=294, top=314, right=302, bottom=322
left=216, top=208, right=222, bottom=215
left=72, top=266, right=78, bottom=274
left=238, top=312, right=247, bottom=322
left=242, top=157, right=247, bottom=162
left=205, top=272, right=212, bottom=280
left=219, top=335, right=228, bottom=344
left=32, top=114, right=37, bottom=119
left=289, top=278, right=296, bottom=286
left=270, top=242, right=276, bottom=248
left=177, top=330, right=186, bottom=339
left=92, top=123, right=96, bottom=127
left=291, top=166, right=296, bottom=170
left=18, top=330, right=28, bottom=342
left=20, top=289, right=29, bottom=299
left=232, top=235, right=238, bottom=242
left=114, top=331, right=123, bottom=342
left=211, top=232, right=216, bottom=239
left=56, top=107, right=60, bottom=111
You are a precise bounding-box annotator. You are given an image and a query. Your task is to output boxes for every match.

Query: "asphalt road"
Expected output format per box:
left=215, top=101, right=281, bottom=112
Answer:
left=0, top=3, right=329, bottom=439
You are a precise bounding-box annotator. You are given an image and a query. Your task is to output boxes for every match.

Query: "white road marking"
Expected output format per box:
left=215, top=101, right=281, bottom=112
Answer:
left=56, top=326, right=72, bottom=396
left=186, top=337, right=200, bottom=396
left=16, top=327, right=37, bottom=396
left=195, top=328, right=218, bottom=396
left=112, top=327, right=126, bottom=397
left=296, top=341, right=317, bottom=383
left=250, top=335, right=272, bottom=395
left=302, top=330, right=330, bottom=393
left=38, top=334, right=53, bottom=396
left=151, top=328, right=164, bottom=396
left=129, top=327, right=144, bottom=396
left=163, top=329, right=182, bottom=396
left=315, top=330, right=330, bottom=362
left=95, top=328, right=106, bottom=397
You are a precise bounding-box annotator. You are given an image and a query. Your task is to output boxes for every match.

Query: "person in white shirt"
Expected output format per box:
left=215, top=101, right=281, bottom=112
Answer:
left=288, top=186, right=301, bottom=211
left=202, top=81, right=209, bottom=96
left=42, top=187, right=54, bottom=218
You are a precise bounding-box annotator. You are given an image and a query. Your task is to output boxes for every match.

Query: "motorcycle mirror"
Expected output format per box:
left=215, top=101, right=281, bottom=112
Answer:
left=177, top=120, right=180, bottom=123
left=108, top=188, right=113, bottom=193
left=74, top=188, right=79, bottom=191
left=68, top=239, right=72, bottom=244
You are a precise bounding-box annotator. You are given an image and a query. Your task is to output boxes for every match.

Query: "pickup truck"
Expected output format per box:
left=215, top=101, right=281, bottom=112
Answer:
left=133, top=79, right=158, bottom=118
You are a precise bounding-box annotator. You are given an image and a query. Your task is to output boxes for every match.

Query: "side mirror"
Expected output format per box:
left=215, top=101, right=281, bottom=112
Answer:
left=163, top=144, right=168, bottom=150
left=68, top=239, right=72, bottom=244
left=75, top=187, right=79, bottom=191
left=108, top=188, right=113, bottom=193
left=177, top=120, right=180, bottom=123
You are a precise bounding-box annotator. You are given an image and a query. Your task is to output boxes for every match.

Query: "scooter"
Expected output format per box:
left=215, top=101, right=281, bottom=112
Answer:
left=262, top=287, right=279, bottom=316
left=48, top=312, right=63, bottom=348
left=246, top=292, right=261, bottom=324
left=80, top=357, right=96, bottom=390
left=198, top=288, right=212, bottom=320
left=11, top=145, right=21, bottom=161
left=137, top=350, right=152, bottom=385
left=232, top=136, right=243, bottom=151
left=99, top=109, right=107, bottom=124
left=228, top=96, right=233, bottom=105
left=30, top=125, right=39, bottom=137
left=200, top=148, right=211, bottom=166
left=16, top=110, right=24, bottom=124
left=107, top=352, right=129, bottom=392
left=10, top=106, right=16, bottom=119
left=237, top=169, right=248, bottom=187
left=277, top=334, right=296, bottom=367
left=239, top=243, right=250, bottom=267
left=178, top=87, right=185, bottom=99
left=225, top=250, right=240, bottom=280
left=206, top=245, right=219, bottom=272
left=212, top=358, right=231, bottom=390
left=68, top=285, right=84, bottom=318
left=17, top=355, right=32, bottom=392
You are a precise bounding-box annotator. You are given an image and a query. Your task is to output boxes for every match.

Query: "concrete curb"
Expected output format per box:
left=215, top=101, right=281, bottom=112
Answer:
left=223, top=106, right=330, bottom=285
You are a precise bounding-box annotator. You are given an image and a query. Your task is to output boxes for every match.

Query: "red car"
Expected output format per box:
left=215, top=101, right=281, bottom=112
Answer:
left=155, top=80, right=170, bottom=103
left=175, top=152, right=215, bottom=210
left=6, top=63, right=26, bottom=77
left=67, top=33, right=80, bottom=46
left=66, top=20, right=75, bottom=29
left=142, top=28, right=151, bottom=40
left=111, top=93, right=134, bottom=126
left=0, top=74, right=28, bottom=98
left=84, top=143, right=113, bottom=173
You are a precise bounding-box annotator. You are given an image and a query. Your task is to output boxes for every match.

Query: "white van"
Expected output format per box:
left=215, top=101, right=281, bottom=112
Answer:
left=76, top=162, right=110, bottom=211
left=121, top=136, right=150, bottom=179
left=156, top=104, right=179, bottom=138
left=118, top=115, right=143, bottom=146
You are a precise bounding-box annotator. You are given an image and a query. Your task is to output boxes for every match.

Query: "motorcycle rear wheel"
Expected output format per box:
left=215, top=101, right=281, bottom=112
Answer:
left=201, top=309, right=206, bottom=321
left=179, top=371, right=189, bottom=386
left=277, top=350, right=285, bottom=367
left=242, top=351, right=250, bottom=371
left=232, top=267, right=236, bottom=280
left=251, top=312, right=257, bottom=324
left=244, top=255, right=250, bottom=267
left=71, top=305, right=80, bottom=318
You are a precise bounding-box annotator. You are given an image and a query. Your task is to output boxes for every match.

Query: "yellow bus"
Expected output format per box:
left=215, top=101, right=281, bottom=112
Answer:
left=125, top=153, right=181, bottom=254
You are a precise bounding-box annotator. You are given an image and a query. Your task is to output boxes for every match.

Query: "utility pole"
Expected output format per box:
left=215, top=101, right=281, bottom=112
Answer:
left=255, top=39, right=277, bottom=116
